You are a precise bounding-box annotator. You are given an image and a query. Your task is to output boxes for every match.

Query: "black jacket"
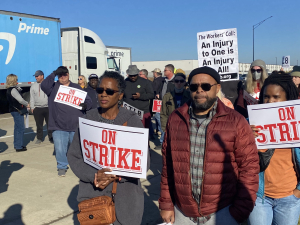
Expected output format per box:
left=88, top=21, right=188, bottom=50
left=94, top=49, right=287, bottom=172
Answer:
left=152, top=76, right=165, bottom=96
left=157, top=76, right=175, bottom=100
left=124, top=76, right=154, bottom=114
left=84, top=84, right=99, bottom=109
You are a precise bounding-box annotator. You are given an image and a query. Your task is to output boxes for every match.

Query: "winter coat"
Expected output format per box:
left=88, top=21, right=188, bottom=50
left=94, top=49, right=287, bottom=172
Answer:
left=158, top=99, right=260, bottom=223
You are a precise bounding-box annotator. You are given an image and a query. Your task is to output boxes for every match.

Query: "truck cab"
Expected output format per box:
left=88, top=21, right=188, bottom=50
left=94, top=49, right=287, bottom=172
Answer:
left=61, top=27, right=120, bottom=83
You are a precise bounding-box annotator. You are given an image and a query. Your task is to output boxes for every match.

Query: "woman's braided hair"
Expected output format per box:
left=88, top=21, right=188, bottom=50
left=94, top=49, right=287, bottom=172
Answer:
left=259, top=71, right=299, bottom=104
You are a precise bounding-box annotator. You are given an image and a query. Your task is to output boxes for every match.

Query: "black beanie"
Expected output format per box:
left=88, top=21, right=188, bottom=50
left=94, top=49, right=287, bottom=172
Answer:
left=188, top=66, right=220, bottom=84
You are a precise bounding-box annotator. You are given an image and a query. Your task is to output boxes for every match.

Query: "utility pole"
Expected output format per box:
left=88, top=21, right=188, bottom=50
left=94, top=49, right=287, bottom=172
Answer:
left=253, top=16, right=273, bottom=61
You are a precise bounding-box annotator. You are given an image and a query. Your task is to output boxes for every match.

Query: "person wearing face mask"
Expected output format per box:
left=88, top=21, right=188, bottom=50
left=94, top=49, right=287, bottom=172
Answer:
left=248, top=72, right=300, bottom=225
left=160, top=73, right=190, bottom=133
left=235, top=59, right=268, bottom=118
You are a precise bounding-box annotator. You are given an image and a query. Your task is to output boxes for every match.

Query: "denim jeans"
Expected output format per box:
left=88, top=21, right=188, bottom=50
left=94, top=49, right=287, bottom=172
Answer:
left=173, top=205, right=239, bottom=225
left=248, top=195, right=300, bottom=225
left=154, top=112, right=164, bottom=144
left=11, top=112, right=25, bottom=149
left=52, top=130, right=75, bottom=170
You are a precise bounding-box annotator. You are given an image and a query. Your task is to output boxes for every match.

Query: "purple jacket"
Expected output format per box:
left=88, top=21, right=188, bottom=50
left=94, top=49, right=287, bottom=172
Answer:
left=41, top=73, right=92, bottom=132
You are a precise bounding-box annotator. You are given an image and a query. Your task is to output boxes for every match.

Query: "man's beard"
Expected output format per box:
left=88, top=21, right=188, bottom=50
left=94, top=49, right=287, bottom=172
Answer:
left=192, top=96, right=217, bottom=111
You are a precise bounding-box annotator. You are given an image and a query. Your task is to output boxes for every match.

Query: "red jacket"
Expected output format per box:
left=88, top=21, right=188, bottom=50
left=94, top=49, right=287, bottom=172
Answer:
left=159, top=99, right=259, bottom=223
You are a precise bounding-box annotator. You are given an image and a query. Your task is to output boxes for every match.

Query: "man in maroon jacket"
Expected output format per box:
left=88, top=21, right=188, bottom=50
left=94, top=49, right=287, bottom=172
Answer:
left=159, top=67, right=259, bottom=225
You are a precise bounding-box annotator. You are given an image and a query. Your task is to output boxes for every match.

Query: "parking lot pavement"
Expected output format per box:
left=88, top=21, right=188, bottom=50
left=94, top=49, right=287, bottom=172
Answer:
left=0, top=113, right=163, bottom=225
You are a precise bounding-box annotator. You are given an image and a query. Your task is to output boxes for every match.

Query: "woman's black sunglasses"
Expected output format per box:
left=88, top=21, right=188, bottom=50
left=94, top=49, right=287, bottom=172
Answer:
left=96, top=87, right=119, bottom=95
left=189, top=83, right=217, bottom=92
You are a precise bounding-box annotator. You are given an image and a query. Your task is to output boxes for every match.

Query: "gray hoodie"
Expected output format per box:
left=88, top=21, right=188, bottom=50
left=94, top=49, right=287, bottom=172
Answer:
left=67, top=107, right=149, bottom=225
left=30, top=82, right=48, bottom=108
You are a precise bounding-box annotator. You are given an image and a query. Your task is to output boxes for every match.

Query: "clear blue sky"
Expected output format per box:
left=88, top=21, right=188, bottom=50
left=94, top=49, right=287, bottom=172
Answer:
left=1, top=0, right=300, bottom=65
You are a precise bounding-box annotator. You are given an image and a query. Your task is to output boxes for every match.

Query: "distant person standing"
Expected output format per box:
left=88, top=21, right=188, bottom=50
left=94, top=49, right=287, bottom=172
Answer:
left=139, top=69, right=155, bottom=139
left=78, top=75, right=87, bottom=89
left=41, top=66, right=92, bottom=177
left=6, top=74, right=29, bottom=152
left=160, top=73, right=190, bottom=132
left=30, top=70, right=53, bottom=144
left=139, top=69, right=149, bottom=80
left=84, top=74, right=99, bottom=109
left=124, top=65, right=154, bottom=129
left=154, top=64, right=175, bottom=150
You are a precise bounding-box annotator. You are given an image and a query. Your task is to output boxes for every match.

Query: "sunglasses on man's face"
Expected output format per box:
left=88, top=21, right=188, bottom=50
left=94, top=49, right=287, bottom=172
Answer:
left=174, top=79, right=185, bottom=83
left=96, top=87, right=119, bottom=95
left=129, top=75, right=138, bottom=77
left=189, top=83, right=217, bottom=92
left=251, top=69, right=262, bottom=73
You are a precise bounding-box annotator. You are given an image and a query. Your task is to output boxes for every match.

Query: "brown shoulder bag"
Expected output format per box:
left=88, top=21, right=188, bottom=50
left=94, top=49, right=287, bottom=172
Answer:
left=77, top=181, right=117, bottom=225
left=77, top=121, right=127, bottom=225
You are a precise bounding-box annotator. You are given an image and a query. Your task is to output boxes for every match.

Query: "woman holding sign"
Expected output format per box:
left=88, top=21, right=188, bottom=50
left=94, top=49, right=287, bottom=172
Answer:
left=67, top=71, right=148, bottom=225
left=235, top=59, right=268, bottom=118
left=248, top=72, right=300, bottom=225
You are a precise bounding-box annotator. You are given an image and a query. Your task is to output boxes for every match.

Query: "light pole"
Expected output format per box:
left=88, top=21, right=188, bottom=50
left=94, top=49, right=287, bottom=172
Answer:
left=253, top=16, right=273, bottom=61
left=276, top=57, right=277, bottom=65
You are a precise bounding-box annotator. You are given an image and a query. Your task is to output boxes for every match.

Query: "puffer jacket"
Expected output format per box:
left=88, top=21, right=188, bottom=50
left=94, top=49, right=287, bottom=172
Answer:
left=159, top=99, right=260, bottom=223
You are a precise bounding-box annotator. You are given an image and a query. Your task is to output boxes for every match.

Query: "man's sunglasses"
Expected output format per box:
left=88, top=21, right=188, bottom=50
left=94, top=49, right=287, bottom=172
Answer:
left=129, top=74, right=138, bottom=77
left=251, top=69, right=262, bottom=73
left=189, top=83, right=217, bottom=92
left=96, top=87, right=119, bottom=95
left=174, top=79, right=185, bottom=83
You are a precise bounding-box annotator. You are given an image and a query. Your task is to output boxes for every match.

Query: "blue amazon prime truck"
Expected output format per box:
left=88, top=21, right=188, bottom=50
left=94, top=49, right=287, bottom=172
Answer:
left=0, top=10, right=61, bottom=113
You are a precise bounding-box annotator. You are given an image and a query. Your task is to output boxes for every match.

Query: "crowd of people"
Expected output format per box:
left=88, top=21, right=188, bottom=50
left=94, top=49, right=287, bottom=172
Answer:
left=5, top=61, right=300, bottom=225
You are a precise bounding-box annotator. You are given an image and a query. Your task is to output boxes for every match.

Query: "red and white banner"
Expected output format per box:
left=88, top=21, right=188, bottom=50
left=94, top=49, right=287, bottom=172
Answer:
left=54, top=86, right=87, bottom=110
left=152, top=100, right=162, bottom=113
left=248, top=100, right=300, bottom=149
left=79, top=117, right=149, bottom=179
left=243, top=90, right=258, bottom=105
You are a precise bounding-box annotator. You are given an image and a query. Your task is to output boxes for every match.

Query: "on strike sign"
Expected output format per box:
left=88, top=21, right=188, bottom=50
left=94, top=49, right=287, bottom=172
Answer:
left=197, top=28, right=239, bottom=81
left=152, top=100, right=162, bottom=113
left=79, top=117, right=149, bottom=179
left=54, top=86, right=87, bottom=110
left=248, top=100, right=300, bottom=149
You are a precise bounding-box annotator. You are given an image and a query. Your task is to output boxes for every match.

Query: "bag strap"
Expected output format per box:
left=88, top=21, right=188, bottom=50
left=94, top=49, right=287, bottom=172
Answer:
left=111, top=121, right=127, bottom=200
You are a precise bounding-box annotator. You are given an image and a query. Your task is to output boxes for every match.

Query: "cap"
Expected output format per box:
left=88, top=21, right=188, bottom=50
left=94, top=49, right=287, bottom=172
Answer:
left=152, top=68, right=161, bottom=73
left=251, top=59, right=266, bottom=70
left=88, top=74, right=99, bottom=80
left=33, top=70, right=44, bottom=77
left=290, top=66, right=300, bottom=77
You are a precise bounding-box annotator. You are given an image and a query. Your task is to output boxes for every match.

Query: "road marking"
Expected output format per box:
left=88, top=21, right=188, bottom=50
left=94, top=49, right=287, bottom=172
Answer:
left=0, top=130, right=47, bottom=139
left=0, top=117, right=13, bottom=120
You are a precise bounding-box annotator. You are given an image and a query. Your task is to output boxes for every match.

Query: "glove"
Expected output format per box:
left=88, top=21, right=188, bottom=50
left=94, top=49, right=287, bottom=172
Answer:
left=79, top=103, right=87, bottom=111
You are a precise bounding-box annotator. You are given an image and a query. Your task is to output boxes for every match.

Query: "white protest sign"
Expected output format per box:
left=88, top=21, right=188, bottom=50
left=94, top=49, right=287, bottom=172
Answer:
left=248, top=100, right=300, bottom=149
left=123, top=102, right=144, bottom=120
left=197, top=28, right=239, bottom=81
left=282, top=55, right=290, bottom=68
left=243, top=90, right=258, bottom=105
left=54, top=86, right=87, bottom=110
left=79, top=117, right=149, bottom=179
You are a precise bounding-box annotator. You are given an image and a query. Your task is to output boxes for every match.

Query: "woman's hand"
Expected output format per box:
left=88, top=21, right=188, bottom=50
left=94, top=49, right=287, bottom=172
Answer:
left=293, top=189, right=300, bottom=198
left=94, top=168, right=118, bottom=189
left=250, top=125, right=260, bottom=138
